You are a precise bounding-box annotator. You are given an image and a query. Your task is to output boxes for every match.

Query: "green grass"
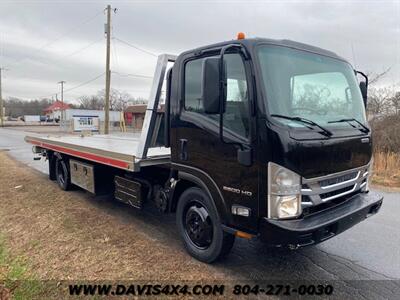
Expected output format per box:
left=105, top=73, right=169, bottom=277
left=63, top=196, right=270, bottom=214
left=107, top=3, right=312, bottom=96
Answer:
left=0, top=235, right=44, bottom=300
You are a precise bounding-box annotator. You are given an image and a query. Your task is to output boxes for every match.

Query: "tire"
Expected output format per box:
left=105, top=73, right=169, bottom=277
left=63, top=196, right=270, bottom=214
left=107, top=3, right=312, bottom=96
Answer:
left=55, top=156, right=71, bottom=191
left=176, top=187, right=235, bottom=263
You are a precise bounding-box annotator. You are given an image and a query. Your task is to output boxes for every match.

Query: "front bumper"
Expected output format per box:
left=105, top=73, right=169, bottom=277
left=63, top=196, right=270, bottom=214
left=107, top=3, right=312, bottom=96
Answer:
left=259, top=192, right=383, bottom=247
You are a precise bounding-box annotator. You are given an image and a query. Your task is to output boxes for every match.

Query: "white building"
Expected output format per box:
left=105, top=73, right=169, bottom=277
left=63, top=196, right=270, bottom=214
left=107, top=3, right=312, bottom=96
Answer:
left=64, top=109, right=122, bottom=132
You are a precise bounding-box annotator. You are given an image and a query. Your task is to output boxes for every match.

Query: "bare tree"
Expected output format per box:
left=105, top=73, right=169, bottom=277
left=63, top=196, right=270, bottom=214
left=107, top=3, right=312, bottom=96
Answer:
left=361, top=67, right=392, bottom=118
left=132, top=97, right=147, bottom=104
left=97, top=88, right=135, bottom=111
left=78, top=95, right=104, bottom=110
left=390, top=91, right=400, bottom=115
left=367, top=87, right=393, bottom=117
left=111, top=89, right=132, bottom=111
left=367, top=67, right=391, bottom=86
left=5, top=97, right=53, bottom=117
left=77, top=90, right=146, bottom=112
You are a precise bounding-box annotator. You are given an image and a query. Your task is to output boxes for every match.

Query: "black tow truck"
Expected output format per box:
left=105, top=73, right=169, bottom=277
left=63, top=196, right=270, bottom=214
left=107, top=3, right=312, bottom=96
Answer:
left=27, top=34, right=383, bottom=263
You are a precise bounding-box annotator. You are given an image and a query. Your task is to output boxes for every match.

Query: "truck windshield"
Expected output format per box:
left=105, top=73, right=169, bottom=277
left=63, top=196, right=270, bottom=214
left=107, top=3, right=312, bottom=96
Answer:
left=257, top=45, right=367, bottom=130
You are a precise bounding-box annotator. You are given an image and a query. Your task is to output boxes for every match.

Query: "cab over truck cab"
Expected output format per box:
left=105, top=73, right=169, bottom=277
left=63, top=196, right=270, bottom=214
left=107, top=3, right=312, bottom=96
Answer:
left=27, top=36, right=383, bottom=263
left=166, top=37, right=382, bottom=262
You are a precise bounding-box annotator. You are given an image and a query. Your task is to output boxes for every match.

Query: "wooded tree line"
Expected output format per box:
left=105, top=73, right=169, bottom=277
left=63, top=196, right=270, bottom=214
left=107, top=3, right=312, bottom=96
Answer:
left=4, top=89, right=147, bottom=118
left=363, top=69, right=400, bottom=154
left=368, top=86, right=400, bottom=153
left=76, top=88, right=147, bottom=111
left=367, top=86, right=400, bottom=117
left=4, top=97, right=53, bottom=118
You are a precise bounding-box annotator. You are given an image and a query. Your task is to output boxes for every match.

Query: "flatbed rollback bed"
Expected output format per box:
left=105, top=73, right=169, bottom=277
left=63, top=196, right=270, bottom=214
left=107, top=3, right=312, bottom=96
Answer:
left=25, top=133, right=171, bottom=172
left=27, top=54, right=175, bottom=172
left=26, top=54, right=177, bottom=210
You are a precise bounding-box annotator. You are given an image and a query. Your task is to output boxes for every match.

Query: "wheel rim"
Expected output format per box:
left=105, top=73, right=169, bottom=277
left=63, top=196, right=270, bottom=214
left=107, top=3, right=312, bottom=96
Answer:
left=184, top=201, right=213, bottom=249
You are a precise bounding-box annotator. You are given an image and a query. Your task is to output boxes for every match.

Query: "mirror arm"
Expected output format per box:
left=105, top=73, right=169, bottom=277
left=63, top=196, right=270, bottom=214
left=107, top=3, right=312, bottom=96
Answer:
left=356, top=70, right=369, bottom=90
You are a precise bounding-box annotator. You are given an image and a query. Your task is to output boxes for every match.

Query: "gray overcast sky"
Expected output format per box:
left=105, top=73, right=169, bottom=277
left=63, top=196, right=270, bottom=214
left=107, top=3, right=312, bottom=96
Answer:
left=0, top=0, right=399, bottom=103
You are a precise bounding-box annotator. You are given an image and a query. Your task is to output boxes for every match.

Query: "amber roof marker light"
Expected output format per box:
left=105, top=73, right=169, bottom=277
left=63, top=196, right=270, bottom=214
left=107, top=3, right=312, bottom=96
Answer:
left=237, top=32, right=246, bottom=40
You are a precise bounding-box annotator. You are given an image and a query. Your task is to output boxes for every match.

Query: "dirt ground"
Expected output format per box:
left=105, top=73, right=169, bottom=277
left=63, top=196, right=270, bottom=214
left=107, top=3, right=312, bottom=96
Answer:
left=0, top=151, right=235, bottom=281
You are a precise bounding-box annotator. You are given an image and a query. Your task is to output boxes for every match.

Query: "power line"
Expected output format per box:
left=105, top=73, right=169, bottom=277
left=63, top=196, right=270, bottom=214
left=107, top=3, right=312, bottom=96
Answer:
left=57, top=37, right=103, bottom=61
left=63, top=72, right=105, bottom=94
left=5, top=10, right=104, bottom=68
left=37, top=72, right=105, bottom=99
left=110, top=12, right=119, bottom=69
left=113, top=37, right=157, bottom=57
left=36, top=92, right=57, bottom=100
left=9, top=36, right=103, bottom=70
left=351, top=42, right=358, bottom=70
left=112, top=71, right=152, bottom=79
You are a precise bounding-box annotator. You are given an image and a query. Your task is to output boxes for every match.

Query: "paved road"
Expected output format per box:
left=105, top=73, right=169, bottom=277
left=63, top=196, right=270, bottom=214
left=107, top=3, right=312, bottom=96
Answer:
left=1, top=127, right=399, bottom=298
left=0, top=127, right=48, bottom=173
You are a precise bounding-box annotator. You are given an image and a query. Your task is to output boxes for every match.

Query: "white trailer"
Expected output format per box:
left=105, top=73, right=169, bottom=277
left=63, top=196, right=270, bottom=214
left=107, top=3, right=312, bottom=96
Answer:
left=24, top=115, right=41, bottom=122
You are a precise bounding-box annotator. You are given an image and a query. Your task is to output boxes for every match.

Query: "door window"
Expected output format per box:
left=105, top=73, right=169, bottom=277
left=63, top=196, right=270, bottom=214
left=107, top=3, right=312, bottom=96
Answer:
left=184, top=53, right=250, bottom=138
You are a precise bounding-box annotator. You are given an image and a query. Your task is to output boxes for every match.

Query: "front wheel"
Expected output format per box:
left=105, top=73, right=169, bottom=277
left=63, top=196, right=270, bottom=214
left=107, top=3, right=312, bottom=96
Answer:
left=176, top=187, right=235, bottom=263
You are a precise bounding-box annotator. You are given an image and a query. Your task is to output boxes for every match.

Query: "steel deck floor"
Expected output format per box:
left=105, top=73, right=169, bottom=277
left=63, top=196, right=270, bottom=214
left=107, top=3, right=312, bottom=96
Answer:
left=25, top=133, right=171, bottom=171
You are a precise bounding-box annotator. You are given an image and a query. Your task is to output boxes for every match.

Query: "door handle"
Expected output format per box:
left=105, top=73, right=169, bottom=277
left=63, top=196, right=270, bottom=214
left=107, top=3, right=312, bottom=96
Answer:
left=179, top=139, right=188, bottom=161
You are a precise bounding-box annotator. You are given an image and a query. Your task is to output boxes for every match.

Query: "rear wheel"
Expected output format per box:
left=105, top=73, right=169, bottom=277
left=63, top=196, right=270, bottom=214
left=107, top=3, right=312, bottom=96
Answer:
left=55, top=156, right=71, bottom=191
left=176, top=187, right=235, bottom=263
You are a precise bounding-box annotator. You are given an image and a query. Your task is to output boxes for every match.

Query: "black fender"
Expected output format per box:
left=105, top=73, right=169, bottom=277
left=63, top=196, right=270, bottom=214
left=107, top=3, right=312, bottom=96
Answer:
left=49, top=151, right=67, bottom=181
left=53, top=152, right=63, bottom=160
left=172, top=163, right=232, bottom=225
left=48, top=151, right=57, bottom=180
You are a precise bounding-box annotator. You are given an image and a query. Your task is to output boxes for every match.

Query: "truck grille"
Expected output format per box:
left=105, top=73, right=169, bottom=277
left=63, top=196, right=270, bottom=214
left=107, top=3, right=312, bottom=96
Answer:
left=320, top=185, right=355, bottom=200
left=319, top=171, right=358, bottom=187
left=301, top=165, right=369, bottom=215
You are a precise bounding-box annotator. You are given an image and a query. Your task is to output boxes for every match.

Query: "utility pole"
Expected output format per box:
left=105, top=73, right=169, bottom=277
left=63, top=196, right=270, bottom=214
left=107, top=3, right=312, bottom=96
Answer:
left=0, top=67, right=6, bottom=127
left=58, top=80, right=66, bottom=121
left=104, top=5, right=112, bottom=134
left=104, top=5, right=116, bottom=134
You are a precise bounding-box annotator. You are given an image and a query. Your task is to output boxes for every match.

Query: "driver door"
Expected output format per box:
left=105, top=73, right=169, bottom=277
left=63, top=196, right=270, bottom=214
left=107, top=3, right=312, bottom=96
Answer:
left=172, top=51, right=259, bottom=230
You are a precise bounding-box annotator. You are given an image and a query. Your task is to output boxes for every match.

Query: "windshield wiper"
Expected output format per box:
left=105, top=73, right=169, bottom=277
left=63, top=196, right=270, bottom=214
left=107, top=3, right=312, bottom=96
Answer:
left=328, top=118, right=370, bottom=133
left=270, top=114, right=333, bottom=137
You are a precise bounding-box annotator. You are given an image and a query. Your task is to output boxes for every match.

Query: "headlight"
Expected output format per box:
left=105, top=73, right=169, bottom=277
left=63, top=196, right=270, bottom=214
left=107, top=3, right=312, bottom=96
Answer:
left=268, top=162, right=302, bottom=219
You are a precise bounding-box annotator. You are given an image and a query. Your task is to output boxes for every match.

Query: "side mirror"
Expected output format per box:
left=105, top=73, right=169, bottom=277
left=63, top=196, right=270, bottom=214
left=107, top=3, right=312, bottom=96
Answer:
left=201, top=57, right=224, bottom=114
left=359, top=81, right=368, bottom=107
left=356, top=70, right=368, bottom=108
